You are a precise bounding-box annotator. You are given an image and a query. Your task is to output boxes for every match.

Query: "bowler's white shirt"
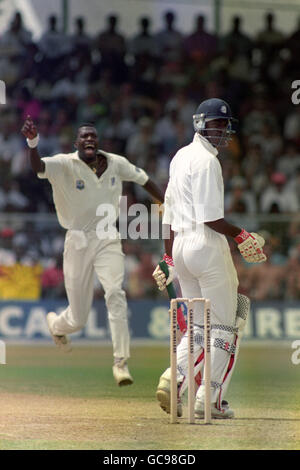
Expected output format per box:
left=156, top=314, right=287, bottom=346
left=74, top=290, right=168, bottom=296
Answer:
left=163, top=133, right=224, bottom=232
left=38, top=150, right=149, bottom=230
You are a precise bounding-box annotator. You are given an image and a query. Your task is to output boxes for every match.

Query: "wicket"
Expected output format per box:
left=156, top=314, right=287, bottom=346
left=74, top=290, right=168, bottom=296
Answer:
left=170, top=298, right=211, bottom=425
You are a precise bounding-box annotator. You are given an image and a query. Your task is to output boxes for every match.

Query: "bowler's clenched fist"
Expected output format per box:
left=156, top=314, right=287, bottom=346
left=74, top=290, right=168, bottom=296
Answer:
left=21, top=115, right=38, bottom=140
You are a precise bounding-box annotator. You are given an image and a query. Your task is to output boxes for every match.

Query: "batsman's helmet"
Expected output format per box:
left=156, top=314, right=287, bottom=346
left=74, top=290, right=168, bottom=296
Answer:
left=193, top=98, right=237, bottom=147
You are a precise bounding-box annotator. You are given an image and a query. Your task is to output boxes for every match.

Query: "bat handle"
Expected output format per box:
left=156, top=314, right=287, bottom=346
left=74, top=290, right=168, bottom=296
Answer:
left=158, top=261, right=177, bottom=299
left=159, top=261, right=187, bottom=334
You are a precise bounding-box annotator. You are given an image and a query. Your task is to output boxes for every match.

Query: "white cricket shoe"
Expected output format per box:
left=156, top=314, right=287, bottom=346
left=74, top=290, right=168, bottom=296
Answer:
left=156, top=377, right=183, bottom=417
left=46, top=312, right=72, bottom=353
left=194, top=399, right=234, bottom=419
left=113, top=358, right=133, bottom=386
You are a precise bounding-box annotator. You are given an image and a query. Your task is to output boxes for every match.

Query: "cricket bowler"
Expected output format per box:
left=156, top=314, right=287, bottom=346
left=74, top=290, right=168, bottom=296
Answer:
left=22, top=116, right=163, bottom=387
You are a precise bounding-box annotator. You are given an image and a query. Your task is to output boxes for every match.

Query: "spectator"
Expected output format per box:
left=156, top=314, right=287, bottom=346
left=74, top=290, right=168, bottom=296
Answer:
left=122, top=241, right=140, bottom=297
left=289, top=214, right=300, bottom=240
left=0, top=119, right=23, bottom=169
left=165, top=87, right=197, bottom=129
left=242, top=97, right=278, bottom=136
left=284, top=105, right=300, bottom=143
left=257, top=12, right=285, bottom=46
left=0, top=11, right=32, bottom=59
left=38, top=15, right=71, bottom=81
left=102, top=103, right=136, bottom=152
left=128, top=252, right=157, bottom=298
left=64, top=18, right=92, bottom=87
left=184, top=14, right=217, bottom=66
left=10, top=146, right=30, bottom=179
left=286, top=168, right=300, bottom=207
left=242, top=143, right=265, bottom=192
left=153, top=103, right=190, bottom=154
left=129, top=16, right=158, bottom=61
left=260, top=172, right=299, bottom=213
left=277, top=141, right=300, bottom=177
left=94, top=14, right=127, bottom=83
left=50, top=68, right=88, bottom=100
left=245, top=245, right=286, bottom=300
left=249, top=123, right=282, bottom=162
left=19, top=42, right=40, bottom=82
left=155, top=11, right=184, bottom=64
left=0, top=55, right=20, bottom=89
left=41, top=254, right=65, bottom=298
left=0, top=228, right=16, bottom=265
left=16, top=86, right=41, bottom=121
left=13, top=232, right=39, bottom=266
left=286, top=16, right=300, bottom=67
left=256, top=12, right=285, bottom=66
left=225, top=176, right=257, bottom=213
left=51, top=109, right=74, bottom=140
left=36, top=114, right=60, bottom=156
left=126, top=116, right=157, bottom=166
left=70, top=17, right=92, bottom=64
left=0, top=180, right=30, bottom=212
left=221, top=16, right=253, bottom=59
left=285, top=240, right=300, bottom=299
left=209, top=43, right=251, bottom=83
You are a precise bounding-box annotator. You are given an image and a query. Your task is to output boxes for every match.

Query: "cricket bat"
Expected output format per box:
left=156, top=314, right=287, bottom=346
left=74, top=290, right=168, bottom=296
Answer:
left=159, top=260, right=202, bottom=388
left=158, top=260, right=187, bottom=333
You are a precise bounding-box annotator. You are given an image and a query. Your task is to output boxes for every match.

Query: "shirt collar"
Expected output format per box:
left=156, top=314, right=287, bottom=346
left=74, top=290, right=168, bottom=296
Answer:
left=193, top=133, right=218, bottom=156
left=71, top=150, right=110, bottom=161
left=69, top=151, right=80, bottom=160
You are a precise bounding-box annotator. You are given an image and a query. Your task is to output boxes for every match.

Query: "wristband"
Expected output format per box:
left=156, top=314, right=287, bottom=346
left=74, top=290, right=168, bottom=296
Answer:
left=163, top=253, right=174, bottom=267
left=234, top=229, right=250, bottom=244
left=26, top=134, right=39, bottom=148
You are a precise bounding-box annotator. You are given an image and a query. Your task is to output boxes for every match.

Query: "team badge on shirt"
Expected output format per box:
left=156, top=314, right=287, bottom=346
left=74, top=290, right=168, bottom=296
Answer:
left=76, top=179, right=85, bottom=190
left=111, top=177, right=115, bottom=186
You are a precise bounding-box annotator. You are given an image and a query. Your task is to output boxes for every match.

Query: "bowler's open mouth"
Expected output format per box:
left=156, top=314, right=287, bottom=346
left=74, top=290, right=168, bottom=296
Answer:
left=83, top=143, right=97, bottom=157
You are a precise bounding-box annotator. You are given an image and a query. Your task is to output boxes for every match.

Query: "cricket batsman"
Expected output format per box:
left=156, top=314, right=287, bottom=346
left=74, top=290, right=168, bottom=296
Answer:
left=153, top=98, right=266, bottom=418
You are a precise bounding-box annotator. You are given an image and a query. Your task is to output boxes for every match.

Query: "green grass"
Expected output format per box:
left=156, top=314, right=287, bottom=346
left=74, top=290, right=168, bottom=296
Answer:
left=0, top=343, right=299, bottom=450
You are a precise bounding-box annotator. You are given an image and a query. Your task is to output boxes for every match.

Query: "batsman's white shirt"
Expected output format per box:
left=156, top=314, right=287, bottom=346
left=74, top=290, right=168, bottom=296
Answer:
left=163, top=133, right=224, bottom=231
left=38, top=150, right=148, bottom=359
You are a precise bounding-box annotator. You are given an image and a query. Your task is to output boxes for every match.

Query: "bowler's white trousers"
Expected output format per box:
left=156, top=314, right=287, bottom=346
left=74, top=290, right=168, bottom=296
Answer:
left=50, top=230, right=130, bottom=359
left=172, top=226, right=239, bottom=406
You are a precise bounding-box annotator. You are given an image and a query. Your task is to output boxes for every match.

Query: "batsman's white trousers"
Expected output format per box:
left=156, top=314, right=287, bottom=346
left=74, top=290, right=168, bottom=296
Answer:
left=172, top=226, right=239, bottom=405
left=50, top=230, right=130, bottom=359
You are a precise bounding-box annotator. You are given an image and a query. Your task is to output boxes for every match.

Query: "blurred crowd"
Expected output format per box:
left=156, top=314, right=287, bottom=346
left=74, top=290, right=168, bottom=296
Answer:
left=0, top=9, right=300, bottom=300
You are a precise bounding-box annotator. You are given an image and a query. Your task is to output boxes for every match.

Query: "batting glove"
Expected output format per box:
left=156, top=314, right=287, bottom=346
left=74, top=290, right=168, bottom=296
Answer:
left=152, top=254, right=175, bottom=291
left=235, top=229, right=267, bottom=263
